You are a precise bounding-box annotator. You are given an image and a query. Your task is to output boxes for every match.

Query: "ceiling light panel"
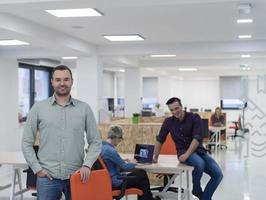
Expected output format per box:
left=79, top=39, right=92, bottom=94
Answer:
left=0, top=39, right=29, bottom=46
left=237, top=19, right=253, bottom=24
left=238, top=35, right=252, bottom=39
left=151, top=54, right=176, bottom=58
left=62, top=56, right=78, bottom=59
left=46, top=8, right=103, bottom=17
left=178, top=68, right=198, bottom=72
left=103, top=35, right=144, bottom=41
left=241, top=54, right=251, bottom=58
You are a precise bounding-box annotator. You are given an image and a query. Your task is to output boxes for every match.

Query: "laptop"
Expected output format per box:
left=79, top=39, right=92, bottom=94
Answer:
left=134, top=144, right=155, bottom=163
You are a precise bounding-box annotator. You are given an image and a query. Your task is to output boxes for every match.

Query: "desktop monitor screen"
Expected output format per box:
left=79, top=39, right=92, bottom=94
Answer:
left=220, top=99, right=247, bottom=110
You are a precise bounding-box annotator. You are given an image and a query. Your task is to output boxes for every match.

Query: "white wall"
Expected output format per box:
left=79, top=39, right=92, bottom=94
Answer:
left=0, top=59, right=20, bottom=152
left=124, top=68, right=142, bottom=117
left=102, top=71, right=115, bottom=97
left=157, top=76, right=220, bottom=112
left=143, top=77, right=158, bottom=98
left=116, top=74, right=125, bottom=98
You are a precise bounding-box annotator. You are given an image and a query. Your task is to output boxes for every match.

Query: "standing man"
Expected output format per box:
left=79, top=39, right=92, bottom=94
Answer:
left=153, top=97, right=223, bottom=200
left=22, top=65, right=102, bottom=200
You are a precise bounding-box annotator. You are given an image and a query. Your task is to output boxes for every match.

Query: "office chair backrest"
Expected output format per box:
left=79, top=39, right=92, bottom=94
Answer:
left=160, top=134, right=177, bottom=155
left=71, top=168, right=113, bottom=200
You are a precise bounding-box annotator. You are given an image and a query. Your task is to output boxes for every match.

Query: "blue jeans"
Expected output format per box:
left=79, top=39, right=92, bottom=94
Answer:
left=185, top=152, right=223, bottom=200
left=37, top=177, right=71, bottom=200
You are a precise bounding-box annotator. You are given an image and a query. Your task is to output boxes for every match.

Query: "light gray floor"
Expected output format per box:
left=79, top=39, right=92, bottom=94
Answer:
left=0, top=133, right=265, bottom=199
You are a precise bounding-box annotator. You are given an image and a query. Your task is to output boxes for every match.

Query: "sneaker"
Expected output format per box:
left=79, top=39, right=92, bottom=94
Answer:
left=192, top=191, right=202, bottom=199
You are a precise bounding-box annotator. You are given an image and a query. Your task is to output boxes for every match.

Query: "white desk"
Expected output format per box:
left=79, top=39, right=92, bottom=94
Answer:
left=121, top=154, right=194, bottom=200
left=209, top=126, right=227, bottom=151
left=0, top=152, right=29, bottom=200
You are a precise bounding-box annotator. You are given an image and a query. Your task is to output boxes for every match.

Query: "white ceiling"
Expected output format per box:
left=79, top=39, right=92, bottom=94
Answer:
left=0, top=0, right=266, bottom=75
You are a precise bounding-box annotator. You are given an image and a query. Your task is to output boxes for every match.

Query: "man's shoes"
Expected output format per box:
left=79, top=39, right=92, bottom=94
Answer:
left=192, top=191, right=202, bottom=199
left=152, top=196, right=161, bottom=200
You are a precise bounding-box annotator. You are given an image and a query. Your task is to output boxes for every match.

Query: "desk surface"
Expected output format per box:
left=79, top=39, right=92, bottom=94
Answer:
left=0, top=152, right=27, bottom=168
left=121, top=154, right=193, bottom=174
left=209, top=126, right=226, bottom=132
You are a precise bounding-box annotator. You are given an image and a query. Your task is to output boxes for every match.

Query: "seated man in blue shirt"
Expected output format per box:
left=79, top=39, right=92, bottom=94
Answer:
left=101, top=125, right=160, bottom=200
left=153, top=97, right=223, bottom=200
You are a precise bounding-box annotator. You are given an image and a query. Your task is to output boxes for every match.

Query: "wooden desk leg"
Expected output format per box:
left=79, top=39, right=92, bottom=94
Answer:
left=178, top=170, right=182, bottom=200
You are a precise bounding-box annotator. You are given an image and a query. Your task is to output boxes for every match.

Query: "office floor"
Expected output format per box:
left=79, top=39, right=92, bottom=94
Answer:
left=0, top=133, right=265, bottom=200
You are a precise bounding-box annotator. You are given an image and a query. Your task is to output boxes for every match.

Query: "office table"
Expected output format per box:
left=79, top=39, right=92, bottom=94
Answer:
left=121, top=154, right=194, bottom=200
left=209, top=126, right=227, bottom=151
left=0, top=151, right=29, bottom=200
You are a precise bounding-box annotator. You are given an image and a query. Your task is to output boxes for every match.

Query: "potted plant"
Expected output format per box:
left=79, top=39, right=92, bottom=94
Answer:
left=132, top=113, right=140, bottom=124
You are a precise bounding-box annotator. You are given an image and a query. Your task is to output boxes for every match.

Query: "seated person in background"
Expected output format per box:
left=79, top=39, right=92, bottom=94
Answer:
left=101, top=125, right=160, bottom=200
left=210, top=107, right=225, bottom=127
left=210, top=107, right=226, bottom=138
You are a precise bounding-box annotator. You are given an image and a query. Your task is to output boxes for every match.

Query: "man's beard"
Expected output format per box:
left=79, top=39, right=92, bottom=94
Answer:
left=54, top=87, right=71, bottom=96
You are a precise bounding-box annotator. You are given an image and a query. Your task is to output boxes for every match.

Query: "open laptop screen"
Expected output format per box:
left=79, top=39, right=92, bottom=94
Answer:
left=134, top=144, right=154, bottom=163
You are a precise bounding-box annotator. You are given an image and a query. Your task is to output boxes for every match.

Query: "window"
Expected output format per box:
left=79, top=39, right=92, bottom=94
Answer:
left=18, top=63, right=53, bottom=122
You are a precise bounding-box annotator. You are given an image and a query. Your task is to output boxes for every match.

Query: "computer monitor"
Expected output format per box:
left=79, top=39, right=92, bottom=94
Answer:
left=220, top=99, right=247, bottom=110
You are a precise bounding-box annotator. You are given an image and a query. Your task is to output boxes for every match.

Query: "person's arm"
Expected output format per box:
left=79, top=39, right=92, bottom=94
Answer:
left=179, top=114, right=202, bottom=162
left=21, top=104, right=42, bottom=174
left=109, top=149, right=136, bottom=171
left=179, top=139, right=199, bottom=162
left=153, top=141, right=163, bottom=163
left=153, top=118, right=170, bottom=162
left=83, top=105, right=102, bottom=168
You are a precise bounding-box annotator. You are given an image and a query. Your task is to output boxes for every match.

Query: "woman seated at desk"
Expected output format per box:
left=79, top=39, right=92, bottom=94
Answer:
left=101, top=125, right=160, bottom=200
left=210, top=107, right=226, bottom=138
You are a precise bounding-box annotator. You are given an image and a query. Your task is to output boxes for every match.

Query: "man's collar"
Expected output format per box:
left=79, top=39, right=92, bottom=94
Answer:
left=50, top=95, right=76, bottom=106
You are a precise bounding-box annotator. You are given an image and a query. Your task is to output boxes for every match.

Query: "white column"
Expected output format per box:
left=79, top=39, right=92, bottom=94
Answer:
left=75, top=56, right=103, bottom=122
left=124, top=68, right=142, bottom=117
left=0, top=59, right=19, bottom=151
left=114, top=75, right=118, bottom=108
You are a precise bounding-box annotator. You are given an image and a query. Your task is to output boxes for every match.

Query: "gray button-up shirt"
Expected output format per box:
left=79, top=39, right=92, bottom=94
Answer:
left=22, top=96, right=102, bottom=180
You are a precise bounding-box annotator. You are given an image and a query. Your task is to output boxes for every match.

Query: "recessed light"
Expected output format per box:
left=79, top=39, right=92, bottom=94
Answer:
left=241, top=54, right=251, bottom=58
left=119, top=69, right=125, bottom=72
left=237, top=19, right=253, bottom=24
left=103, top=35, right=145, bottom=41
left=0, top=39, right=29, bottom=46
left=46, top=8, right=103, bottom=18
left=178, top=68, right=198, bottom=72
left=62, top=56, right=78, bottom=60
left=242, top=67, right=251, bottom=71
left=151, top=54, right=176, bottom=58
left=238, top=35, right=252, bottom=39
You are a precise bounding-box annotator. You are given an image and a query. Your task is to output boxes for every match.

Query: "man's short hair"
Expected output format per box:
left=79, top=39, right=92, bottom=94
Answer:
left=52, top=65, right=73, bottom=79
left=107, top=125, right=123, bottom=139
left=166, top=97, right=182, bottom=106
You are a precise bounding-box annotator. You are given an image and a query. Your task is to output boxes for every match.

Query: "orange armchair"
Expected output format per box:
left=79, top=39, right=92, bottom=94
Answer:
left=71, top=157, right=143, bottom=200
left=98, top=157, right=143, bottom=200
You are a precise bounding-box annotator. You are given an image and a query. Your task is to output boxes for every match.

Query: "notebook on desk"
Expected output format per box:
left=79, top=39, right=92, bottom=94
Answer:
left=134, top=144, right=154, bottom=163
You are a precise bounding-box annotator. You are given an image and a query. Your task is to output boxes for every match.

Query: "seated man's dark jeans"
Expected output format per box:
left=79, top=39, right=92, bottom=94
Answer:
left=113, top=169, right=157, bottom=200
left=185, top=152, right=223, bottom=200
